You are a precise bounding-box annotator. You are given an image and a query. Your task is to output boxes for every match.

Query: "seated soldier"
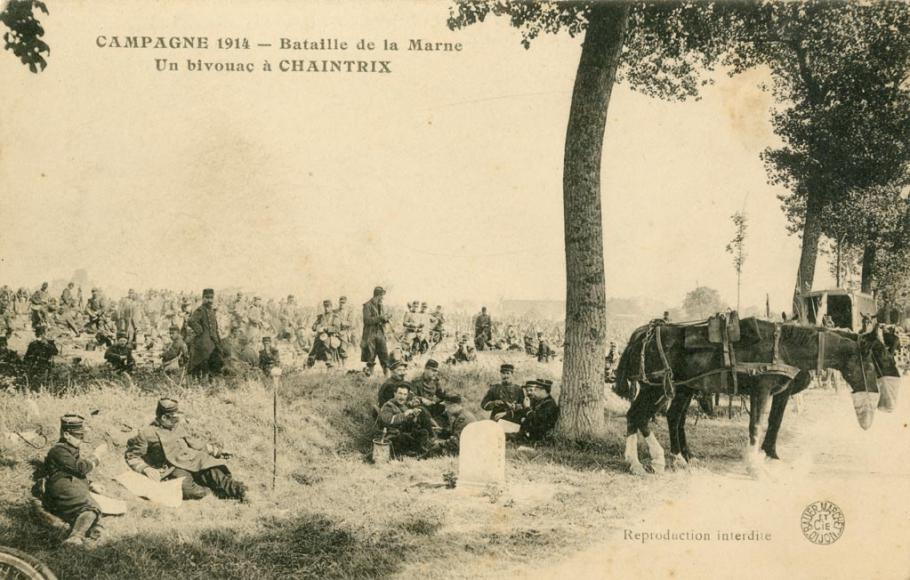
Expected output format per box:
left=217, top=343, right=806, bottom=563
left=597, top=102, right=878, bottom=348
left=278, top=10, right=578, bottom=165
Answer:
left=259, top=336, right=281, bottom=375
left=161, top=325, right=188, bottom=373
left=481, top=363, right=526, bottom=422
left=104, top=331, right=136, bottom=373
left=377, top=359, right=411, bottom=407
left=377, top=383, right=434, bottom=458
left=24, top=325, right=58, bottom=374
left=0, top=336, right=21, bottom=376
left=512, top=379, right=559, bottom=444
left=40, top=415, right=105, bottom=545
left=125, top=398, right=248, bottom=502
left=408, top=359, right=461, bottom=427
left=446, top=334, right=477, bottom=365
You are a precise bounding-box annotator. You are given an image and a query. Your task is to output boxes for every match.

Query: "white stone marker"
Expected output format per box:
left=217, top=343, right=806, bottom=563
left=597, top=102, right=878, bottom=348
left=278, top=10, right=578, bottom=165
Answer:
left=457, top=420, right=505, bottom=494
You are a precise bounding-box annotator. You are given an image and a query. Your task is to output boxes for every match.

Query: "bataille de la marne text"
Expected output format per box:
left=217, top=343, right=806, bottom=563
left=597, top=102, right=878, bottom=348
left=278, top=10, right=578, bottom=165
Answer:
left=95, top=35, right=463, bottom=73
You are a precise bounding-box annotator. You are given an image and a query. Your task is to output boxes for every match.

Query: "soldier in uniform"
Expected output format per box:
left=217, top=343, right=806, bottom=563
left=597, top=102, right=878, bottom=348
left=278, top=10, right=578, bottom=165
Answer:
left=429, top=305, right=445, bottom=345
left=513, top=379, right=559, bottom=443
left=446, top=333, right=476, bottom=365
left=161, top=325, right=188, bottom=374
left=336, top=296, right=355, bottom=354
left=308, top=299, right=342, bottom=368
left=377, top=383, right=434, bottom=458
left=125, top=398, right=248, bottom=501
left=24, top=325, right=58, bottom=375
left=105, top=331, right=136, bottom=373
left=40, top=415, right=105, bottom=545
left=0, top=292, right=13, bottom=339
left=60, top=282, right=77, bottom=309
left=116, top=289, right=141, bottom=348
left=536, top=332, right=554, bottom=362
left=409, top=358, right=460, bottom=427
left=481, top=363, right=526, bottom=422
left=361, top=286, right=391, bottom=376
left=605, top=341, right=618, bottom=382
left=259, top=336, right=281, bottom=375
left=245, top=296, right=266, bottom=346
left=377, top=359, right=411, bottom=407
left=29, top=282, right=51, bottom=332
left=474, top=306, right=492, bottom=351
left=187, top=288, right=224, bottom=378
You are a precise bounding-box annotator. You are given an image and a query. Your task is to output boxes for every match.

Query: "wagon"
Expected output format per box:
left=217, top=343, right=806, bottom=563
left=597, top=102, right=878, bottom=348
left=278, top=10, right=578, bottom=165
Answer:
left=797, top=288, right=877, bottom=331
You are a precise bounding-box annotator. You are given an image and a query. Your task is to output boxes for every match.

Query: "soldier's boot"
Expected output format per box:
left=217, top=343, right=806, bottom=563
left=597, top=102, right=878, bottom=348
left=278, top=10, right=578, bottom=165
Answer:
left=63, top=511, right=97, bottom=545
left=85, top=518, right=105, bottom=542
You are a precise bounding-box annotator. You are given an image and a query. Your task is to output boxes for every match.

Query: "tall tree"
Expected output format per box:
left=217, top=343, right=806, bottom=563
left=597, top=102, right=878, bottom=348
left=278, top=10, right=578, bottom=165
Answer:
left=725, top=211, right=748, bottom=312
left=721, top=2, right=910, bottom=316
left=682, top=286, right=728, bottom=321
left=449, top=1, right=737, bottom=439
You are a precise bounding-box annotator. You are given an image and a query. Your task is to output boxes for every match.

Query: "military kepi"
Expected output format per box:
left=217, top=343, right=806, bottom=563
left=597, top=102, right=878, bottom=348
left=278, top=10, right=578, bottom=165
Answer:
left=500, top=363, right=514, bottom=373
left=60, top=414, right=86, bottom=438
left=425, top=359, right=439, bottom=369
left=156, top=398, right=179, bottom=416
left=202, top=288, right=214, bottom=297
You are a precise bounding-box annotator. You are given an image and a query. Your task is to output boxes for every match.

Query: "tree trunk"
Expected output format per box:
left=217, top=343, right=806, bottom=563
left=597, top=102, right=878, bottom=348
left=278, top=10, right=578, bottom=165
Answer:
left=861, top=243, right=876, bottom=294
left=792, top=191, right=823, bottom=321
left=557, top=3, right=630, bottom=440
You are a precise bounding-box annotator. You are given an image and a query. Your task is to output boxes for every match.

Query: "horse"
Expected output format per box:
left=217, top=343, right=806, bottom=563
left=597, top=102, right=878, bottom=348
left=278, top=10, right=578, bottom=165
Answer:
left=613, top=316, right=899, bottom=476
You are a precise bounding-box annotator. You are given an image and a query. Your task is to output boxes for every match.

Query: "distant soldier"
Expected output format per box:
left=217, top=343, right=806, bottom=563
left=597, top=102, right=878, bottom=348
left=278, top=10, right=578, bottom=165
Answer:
left=513, top=379, right=559, bottom=443
left=187, top=288, right=224, bottom=378
left=259, top=336, right=281, bottom=375
left=29, top=282, right=51, bottom=331
left=429, top=305, right=446, bottom=344
left=161, top=325, right=188, bottom=373
left=124, top=398, right=248, bottom=502
left=377, top=383, right=434, bottom=458
left=446, top=333, right=476, bottom=365
left=605, top=341, right=618, bottom=382
left=336, top=295, right=355, bottom=351
left=402, top=301, right=420, bottom=353
left=104, top=332, right=136, bottom=373
left=116, top=289, right=140, bottom=347
left=245, top=296, right=266, bottom=346
left=474, top=306, right=492, bottom=351
left=0, top=293, right=12, bottom=339
left=24, top=325, right=58, bottom=374
left=60, top=282, right=77, bottom=309
left=0, top=336, right=21, bottom=376
left=377, top=359, right=411, bottom=407
left=481, top=363, right=526, bottom=422
left=361, top=286, right=391, bottom=376
left=84, top=288, right=108, bottom=331
left=309, top=299, right=343, bottom=368
left=536, top=332, right=554, bottom=362
left=40, top=415, right=105, bottom=545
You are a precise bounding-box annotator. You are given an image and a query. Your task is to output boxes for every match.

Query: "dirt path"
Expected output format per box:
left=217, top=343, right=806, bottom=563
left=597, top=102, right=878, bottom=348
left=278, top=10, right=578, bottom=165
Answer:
left=527, top=377, right=910, bottom=580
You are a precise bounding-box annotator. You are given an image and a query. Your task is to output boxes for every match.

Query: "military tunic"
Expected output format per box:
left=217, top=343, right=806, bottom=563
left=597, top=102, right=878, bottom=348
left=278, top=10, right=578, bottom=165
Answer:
left=518, top=396, right=559, bottom=442
left=481, top=381, right=526, bottom=421
left=187, top=304, right=223, bottom=375
left=42, top=441, right=101, bottom=523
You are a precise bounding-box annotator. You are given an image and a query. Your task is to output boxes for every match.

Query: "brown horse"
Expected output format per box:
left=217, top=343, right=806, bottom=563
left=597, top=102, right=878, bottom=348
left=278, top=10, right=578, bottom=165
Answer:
left=614, top=317, right=897, bottom=475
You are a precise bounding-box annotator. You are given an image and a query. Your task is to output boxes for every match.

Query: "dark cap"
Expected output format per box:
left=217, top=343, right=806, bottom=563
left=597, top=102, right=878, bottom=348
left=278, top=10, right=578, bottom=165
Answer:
left=323, top=299, right=332, bottom=305
left=500, top=363, right=514, bottom=373
left=156, top=398, right=179, bottom=416
left=425, top=359, right=439, bottom=370
left=116, top=331, right=128, bottom=339
left=389, top=359, right=407, bottom=370
left=373, top=286, right=385, bottom=296
left=262, top=336, right=272, bottom=342
left=60, top=414, right=86, bottom=438
left=169, top=325, right=180, bottom=332
left=202, top=288, right=215, bottom=298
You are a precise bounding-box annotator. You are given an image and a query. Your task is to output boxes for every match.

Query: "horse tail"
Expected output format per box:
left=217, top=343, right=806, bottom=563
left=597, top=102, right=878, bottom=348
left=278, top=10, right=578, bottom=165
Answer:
left=613, top=325, right=647, bottom=400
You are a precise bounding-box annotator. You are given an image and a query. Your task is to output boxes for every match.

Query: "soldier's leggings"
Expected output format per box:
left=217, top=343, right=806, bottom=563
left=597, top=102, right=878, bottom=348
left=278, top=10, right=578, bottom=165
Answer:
left=170, top=466, right=245, bottom=500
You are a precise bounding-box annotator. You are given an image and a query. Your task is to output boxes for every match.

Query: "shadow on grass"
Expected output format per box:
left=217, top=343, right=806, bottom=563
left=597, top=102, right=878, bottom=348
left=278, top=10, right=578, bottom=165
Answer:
left=1, top=502, right=408, bottom=580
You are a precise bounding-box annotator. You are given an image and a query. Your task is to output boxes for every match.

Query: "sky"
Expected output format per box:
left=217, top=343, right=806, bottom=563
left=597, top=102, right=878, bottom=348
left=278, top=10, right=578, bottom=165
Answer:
left=0, top=0, right=835, bottom=311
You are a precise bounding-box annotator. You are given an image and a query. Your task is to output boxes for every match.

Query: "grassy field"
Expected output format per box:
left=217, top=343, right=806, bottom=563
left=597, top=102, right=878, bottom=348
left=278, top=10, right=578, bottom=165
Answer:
left=0, top=353, right=753, bottom=579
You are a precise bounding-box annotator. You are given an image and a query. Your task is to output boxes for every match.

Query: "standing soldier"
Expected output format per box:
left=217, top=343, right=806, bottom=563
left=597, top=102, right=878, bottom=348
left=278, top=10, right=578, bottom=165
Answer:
left=402, top=301, right=420, bottom=354
left=474, top=306, right=492, bottom=351
left=361, top=286, right=391, bottom=377
left=187, top=288, right=223, bottom=378
left=308, top=299, right=342, bottom=368
left=116, top=289, right=140, bottom=348
left=336, top=295, right=355, bottom=356
left=537, top=332, right=554, bottom=363
left=429, top=305, right=446, bottom=345
left=245, top=296, right=266, bottom=346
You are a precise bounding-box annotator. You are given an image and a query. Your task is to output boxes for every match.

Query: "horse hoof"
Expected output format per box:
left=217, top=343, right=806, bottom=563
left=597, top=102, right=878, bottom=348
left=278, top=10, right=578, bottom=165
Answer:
left=669, top=454, right=688, bottom=470
left=651, top=462, right=666, bottom=474
left=630, top=463, right=647, bottom=476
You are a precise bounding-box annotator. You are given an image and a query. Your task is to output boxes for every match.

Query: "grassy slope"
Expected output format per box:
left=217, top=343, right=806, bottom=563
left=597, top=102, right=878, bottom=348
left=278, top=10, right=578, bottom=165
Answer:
left=0, top=353, right=750, bottom=579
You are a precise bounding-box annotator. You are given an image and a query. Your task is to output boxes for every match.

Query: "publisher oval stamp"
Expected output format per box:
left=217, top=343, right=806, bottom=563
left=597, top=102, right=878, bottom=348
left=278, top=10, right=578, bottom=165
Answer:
left=800, top=500, right=845, bottom=545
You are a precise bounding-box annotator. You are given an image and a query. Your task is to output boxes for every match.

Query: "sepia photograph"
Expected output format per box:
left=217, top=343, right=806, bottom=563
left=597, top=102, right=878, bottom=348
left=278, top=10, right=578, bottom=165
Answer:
left=1, top=1, right=909, bottom=578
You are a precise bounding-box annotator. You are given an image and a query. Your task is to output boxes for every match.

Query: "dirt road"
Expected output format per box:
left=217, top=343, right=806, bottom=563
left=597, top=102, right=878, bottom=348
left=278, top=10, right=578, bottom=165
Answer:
left=530, top=377, right=910, bottom=580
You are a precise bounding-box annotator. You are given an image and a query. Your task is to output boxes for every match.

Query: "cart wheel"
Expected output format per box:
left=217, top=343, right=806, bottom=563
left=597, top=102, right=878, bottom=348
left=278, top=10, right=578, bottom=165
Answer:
left=0, top=546, right=58, bottom=580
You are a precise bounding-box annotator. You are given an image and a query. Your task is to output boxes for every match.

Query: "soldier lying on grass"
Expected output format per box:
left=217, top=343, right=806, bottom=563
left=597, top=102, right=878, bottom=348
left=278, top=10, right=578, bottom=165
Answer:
left=125, top=398, right=248, bottom=502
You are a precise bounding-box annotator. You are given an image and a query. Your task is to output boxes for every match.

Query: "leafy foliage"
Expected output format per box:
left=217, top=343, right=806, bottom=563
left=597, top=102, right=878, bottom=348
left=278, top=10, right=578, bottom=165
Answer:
left=1, top=0, right=49, bottom=72
left=682, top=286, right=728, bottom=321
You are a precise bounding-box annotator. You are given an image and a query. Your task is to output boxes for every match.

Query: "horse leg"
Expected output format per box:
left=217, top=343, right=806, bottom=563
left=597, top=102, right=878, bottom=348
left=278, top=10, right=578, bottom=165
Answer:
left=761, top=387, right=791, bottom=460
left=666, top=387, right=694, bottom=469
left=746, top=381, right=772, bottom=477
left=625, top=385, right=658, bottom=475
left=676, top=388, right=696, bottom=462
